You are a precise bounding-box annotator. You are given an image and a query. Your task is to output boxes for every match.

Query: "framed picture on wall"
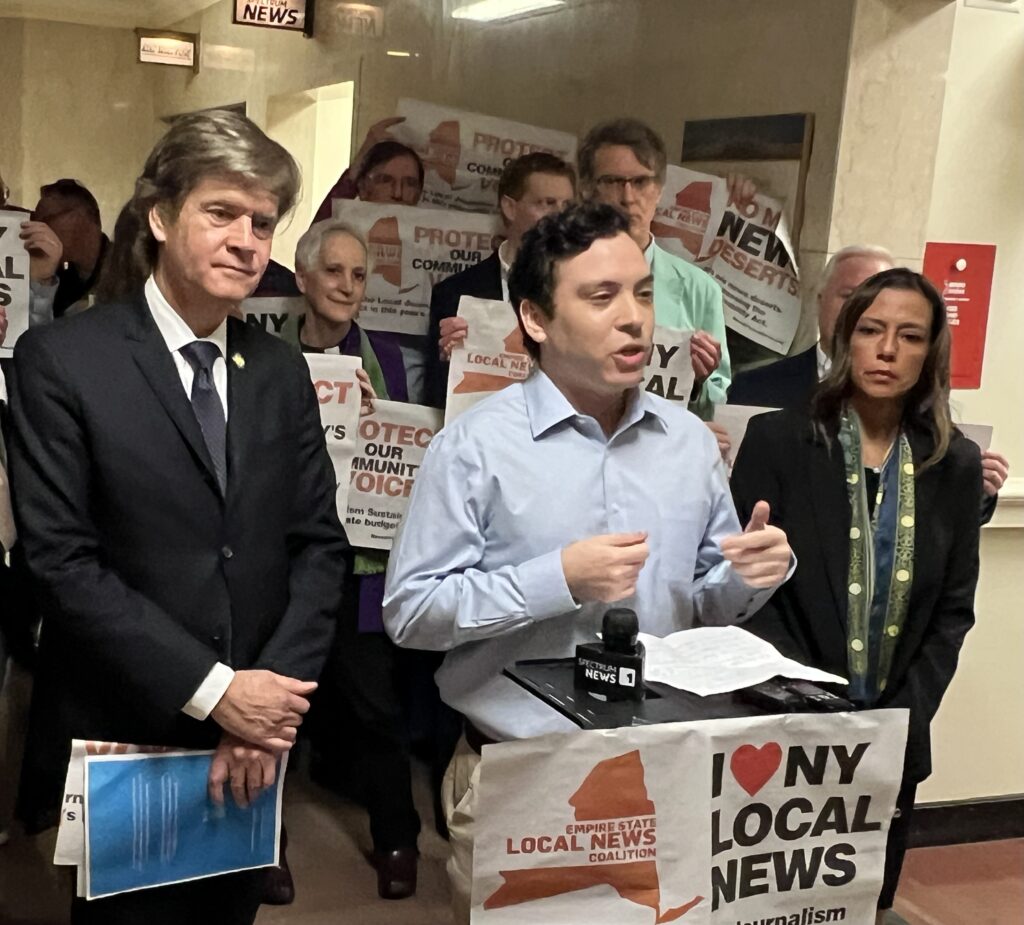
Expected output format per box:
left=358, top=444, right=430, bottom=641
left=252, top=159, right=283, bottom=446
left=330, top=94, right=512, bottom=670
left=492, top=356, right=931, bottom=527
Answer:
left=680, top=112, right=814, bottom=249
left=136, top=29, right=200, bottom=74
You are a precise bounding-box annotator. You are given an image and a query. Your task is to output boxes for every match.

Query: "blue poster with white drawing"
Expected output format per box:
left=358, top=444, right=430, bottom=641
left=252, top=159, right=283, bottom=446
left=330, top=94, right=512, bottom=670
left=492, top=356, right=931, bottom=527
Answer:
left=84, top=751, right=284, bottom=899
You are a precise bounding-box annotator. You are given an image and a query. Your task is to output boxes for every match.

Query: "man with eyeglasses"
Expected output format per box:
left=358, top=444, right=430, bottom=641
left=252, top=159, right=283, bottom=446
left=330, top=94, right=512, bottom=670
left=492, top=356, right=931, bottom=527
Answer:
left=32, top=179, right=109, bottom=318
left=579, top=119, right=730, bottom=419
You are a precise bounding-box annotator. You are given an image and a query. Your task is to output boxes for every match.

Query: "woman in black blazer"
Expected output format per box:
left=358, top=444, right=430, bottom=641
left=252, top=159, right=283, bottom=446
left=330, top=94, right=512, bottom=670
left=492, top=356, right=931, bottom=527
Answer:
left=730, top=268, right=981, bottom=918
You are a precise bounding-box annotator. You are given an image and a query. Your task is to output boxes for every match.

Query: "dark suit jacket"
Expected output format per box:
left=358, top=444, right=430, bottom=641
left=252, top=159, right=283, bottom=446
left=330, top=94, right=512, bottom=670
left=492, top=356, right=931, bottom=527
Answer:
left=423, top=252, right=503, bottom=408
left=9, top=295, right=348, bottom=829
left=726, top=345, right=817, bottom=409
left=730, top=409, right=981, bottom=783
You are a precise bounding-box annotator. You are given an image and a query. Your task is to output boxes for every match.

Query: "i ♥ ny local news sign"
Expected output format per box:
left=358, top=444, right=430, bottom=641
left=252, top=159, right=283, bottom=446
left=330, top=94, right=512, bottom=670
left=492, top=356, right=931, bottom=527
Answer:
left=470, top=709, right=908, bottom=924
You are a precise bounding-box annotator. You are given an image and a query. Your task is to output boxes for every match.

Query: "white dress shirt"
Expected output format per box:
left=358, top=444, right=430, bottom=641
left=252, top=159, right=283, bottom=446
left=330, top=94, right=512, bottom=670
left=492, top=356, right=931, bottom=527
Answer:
left=144, top=276, right=235, bottom=720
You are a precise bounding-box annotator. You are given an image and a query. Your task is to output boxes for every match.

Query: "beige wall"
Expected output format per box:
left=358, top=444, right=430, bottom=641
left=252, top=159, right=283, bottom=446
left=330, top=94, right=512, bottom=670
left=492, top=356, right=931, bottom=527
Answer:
left=0, top=19, right=157, bottom=231
left=916, top=2, right=1024, bottom=803
left=153, top=0, right=854, bottom=344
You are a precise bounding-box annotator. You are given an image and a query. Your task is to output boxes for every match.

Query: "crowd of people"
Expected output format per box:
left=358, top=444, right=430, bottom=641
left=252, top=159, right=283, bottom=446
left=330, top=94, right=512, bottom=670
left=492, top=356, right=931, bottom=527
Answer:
left=0, top=103, right=1012, bottom=925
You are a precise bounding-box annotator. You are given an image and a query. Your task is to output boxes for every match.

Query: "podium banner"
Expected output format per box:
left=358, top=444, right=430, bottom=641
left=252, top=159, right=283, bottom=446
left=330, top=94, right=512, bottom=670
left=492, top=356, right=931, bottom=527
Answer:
left=344, top=400, right=443, bottom=549
left=392, top=99, right=578, bottom=214
left=332, top=200, right=501, bottom=336
left=471, top=709, right=907, bottom=924
left=654, top=167, right=801, bottom=355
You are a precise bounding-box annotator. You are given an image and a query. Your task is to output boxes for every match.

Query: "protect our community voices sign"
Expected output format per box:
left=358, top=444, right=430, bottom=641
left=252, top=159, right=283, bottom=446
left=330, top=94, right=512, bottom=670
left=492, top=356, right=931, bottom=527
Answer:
left=391, top=99, right=579, bottom=214
left=445, top=296, right=696, bottom=424
left=0, top=210, right=30, bottom=357
left=654, top=166, right=801, bottom=356
left=332, top=200, right=501, bottom=336
left=471, top=709, right=908, bottom=925
left=305, top=355, right=441, bottom=550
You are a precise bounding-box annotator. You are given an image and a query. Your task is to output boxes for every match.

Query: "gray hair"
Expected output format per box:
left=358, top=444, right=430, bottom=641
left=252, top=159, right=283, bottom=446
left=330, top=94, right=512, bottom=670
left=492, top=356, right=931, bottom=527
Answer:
left=578, top=118, right=667, bottom=190
left=819, top=244, right=895, bottom=294
left=95, top=110, right=300, bottom=302
left=295, top=219, right=372, bottom=274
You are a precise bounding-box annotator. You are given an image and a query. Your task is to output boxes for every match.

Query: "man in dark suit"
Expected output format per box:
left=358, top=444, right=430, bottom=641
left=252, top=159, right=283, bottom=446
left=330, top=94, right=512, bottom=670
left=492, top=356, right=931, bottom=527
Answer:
left=423, top=152, right=576, bottom=407
left=9, top=111, right=348, bottom=924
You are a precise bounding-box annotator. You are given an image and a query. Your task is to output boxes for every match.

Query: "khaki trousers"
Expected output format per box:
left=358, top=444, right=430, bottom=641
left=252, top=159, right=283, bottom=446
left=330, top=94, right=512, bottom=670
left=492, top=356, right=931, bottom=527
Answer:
left=441, top=735, right=482, bottom=925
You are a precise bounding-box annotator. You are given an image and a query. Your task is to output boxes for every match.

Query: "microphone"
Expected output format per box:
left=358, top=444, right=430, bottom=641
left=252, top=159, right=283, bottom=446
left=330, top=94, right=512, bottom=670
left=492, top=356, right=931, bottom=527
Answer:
left=574, top=608, right=646, bottom=702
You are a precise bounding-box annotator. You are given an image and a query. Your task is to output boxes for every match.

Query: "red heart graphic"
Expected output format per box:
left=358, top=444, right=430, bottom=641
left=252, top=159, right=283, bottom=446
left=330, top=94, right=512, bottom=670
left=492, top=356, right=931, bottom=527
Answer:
left=730, top=743, right=783, bottom=797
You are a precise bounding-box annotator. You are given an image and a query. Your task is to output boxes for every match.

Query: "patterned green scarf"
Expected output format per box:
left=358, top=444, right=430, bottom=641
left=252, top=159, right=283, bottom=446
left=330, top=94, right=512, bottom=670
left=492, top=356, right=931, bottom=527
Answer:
left=353, top=331, right=390, bottom=578
left=838, top=410, right=915, bottom=702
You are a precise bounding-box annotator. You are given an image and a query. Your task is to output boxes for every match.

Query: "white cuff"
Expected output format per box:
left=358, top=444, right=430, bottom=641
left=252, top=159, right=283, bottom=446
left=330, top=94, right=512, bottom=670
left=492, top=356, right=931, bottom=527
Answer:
left=182, top=662, right=235, bottom=720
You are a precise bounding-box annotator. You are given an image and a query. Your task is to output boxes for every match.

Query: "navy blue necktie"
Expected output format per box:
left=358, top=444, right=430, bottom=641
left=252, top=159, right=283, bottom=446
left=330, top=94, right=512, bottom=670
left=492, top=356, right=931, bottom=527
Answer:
left=180, top=341, right=227, bottom=493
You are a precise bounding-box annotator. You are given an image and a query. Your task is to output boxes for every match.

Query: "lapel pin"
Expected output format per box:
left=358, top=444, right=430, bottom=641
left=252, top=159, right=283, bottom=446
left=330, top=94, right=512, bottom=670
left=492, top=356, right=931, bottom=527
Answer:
left=231, top=352, right=245, bottom=369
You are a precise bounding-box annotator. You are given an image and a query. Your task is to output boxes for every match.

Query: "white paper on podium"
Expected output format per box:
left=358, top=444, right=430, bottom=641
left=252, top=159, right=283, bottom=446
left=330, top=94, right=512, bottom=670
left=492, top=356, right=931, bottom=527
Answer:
left=637, top=625, right=846, bottom=696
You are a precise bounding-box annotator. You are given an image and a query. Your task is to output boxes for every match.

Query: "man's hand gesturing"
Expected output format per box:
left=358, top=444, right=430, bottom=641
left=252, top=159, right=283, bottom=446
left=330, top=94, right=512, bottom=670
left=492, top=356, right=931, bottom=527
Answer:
left=562, top=532, right=649, bottom=603
left=720, top=501, right=792, bottom=589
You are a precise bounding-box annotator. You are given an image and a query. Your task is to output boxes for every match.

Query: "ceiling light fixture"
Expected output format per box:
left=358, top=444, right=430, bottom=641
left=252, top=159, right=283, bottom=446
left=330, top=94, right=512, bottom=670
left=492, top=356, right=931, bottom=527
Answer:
left=451, top=0, right=566, bottom=24
left=386, top=50, right=412, bottom=56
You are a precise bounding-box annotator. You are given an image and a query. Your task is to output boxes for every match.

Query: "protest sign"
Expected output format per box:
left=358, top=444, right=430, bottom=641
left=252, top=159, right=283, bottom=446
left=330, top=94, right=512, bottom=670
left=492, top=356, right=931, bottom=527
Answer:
left=242, top=294, right=306, bottom=337
left=344, top=400, right=443, bottom=549
left=445, top=296, right=531, bottom=426
left=391, top=99, right=578, bottom=214
left=84, top=750, right=286, bottom=899
left=332, top=200, right=501, bottom=336
left=471, top=709, right=907, bottom=924
left=305, top=354, right=362, bottom=523
left=0, top=210, right=31, bottom=357
left=645, top=326, right=695, bottom=406
left=654, top=168, right=801, bottom=356
left=652, top=168, right=730, bottom=263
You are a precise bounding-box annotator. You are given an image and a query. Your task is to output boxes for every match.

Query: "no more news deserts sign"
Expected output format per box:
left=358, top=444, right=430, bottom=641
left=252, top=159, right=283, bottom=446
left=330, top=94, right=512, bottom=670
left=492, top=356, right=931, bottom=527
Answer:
left=392, top=99, right=578, bottom=215
left=333, top=200, right=501, bottom=336
left=654, top=166, right=801, bottom=356
left=471, top=709, right=907, bottom=925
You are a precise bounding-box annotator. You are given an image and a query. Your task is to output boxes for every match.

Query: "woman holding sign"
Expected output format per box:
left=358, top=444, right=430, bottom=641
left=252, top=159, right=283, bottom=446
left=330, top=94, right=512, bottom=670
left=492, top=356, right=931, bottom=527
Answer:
left=284, top=219, right=424, bottom=901
left=729, top=268, right=981, bottom=918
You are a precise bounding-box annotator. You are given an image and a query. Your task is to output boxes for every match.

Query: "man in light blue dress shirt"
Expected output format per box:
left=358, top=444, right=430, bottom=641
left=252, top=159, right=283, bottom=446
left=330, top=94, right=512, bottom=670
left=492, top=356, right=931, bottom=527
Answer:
left=383, top=203, right=793, bottom=922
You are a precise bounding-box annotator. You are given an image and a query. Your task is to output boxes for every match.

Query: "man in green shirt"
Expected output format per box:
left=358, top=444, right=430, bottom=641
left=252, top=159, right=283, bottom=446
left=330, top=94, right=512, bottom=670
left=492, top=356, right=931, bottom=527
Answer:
left=579, top=118, right=730, bottom=419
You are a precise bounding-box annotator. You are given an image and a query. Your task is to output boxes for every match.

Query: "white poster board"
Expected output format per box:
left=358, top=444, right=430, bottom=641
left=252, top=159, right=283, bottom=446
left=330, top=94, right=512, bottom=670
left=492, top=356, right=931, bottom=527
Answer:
left=0, top=210, right=31, bottom=357
left=391, top=99, right=578, bottom=214
left=305, top=354, right=362, bottom=522
left=332, top=200, right=501, bottom=336
left=445, top=296, right=531, bottom=425
left=655, top=167, right=801, bottom=355
left=344, top=400, right=443, bottom=549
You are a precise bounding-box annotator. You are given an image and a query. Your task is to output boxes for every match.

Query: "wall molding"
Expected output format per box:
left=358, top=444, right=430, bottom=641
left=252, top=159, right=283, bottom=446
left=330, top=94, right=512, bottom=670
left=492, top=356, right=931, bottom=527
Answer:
left=909, top=794, right=1024, bottom=847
